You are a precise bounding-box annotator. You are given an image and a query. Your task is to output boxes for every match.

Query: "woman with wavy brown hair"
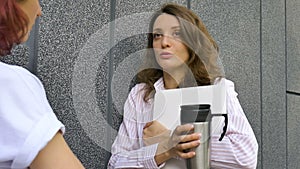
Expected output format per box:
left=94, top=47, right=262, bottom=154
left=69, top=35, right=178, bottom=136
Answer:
left=0, top=0, right=84, bottom=168
left=137, top=3, right=223, bottom=101
left=109, top=3, right=258, bottom=169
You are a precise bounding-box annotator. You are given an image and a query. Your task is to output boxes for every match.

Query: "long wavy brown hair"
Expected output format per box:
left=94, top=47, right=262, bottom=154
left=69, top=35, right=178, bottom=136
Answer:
left=137, top=3, right=225, bottom=101
left=0, top=0, right=29, bottom=56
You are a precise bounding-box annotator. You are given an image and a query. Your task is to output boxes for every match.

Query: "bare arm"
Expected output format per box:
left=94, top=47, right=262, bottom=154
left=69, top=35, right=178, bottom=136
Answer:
left=30, top=132, right=85, bottom=169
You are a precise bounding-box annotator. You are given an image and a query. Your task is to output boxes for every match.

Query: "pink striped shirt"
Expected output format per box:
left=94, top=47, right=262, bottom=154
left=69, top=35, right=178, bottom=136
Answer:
left=108, top=78, right=258, bottom=169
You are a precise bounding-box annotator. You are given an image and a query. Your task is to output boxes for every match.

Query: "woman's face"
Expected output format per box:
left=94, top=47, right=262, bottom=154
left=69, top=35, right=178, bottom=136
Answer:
left=152, top=13, right=189, bottom=72
left=17, top=0, right=42, bottom=42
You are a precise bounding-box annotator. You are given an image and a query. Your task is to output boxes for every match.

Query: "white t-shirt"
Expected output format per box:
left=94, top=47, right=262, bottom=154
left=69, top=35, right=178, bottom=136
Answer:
left=0, top=62, right=65, bottom=169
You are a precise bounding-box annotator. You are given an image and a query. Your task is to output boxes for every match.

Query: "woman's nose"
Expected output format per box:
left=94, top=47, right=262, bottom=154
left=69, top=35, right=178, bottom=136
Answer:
left=161, top=35, right=171, bottom=48
left=37, top=5, right=42, bottom=17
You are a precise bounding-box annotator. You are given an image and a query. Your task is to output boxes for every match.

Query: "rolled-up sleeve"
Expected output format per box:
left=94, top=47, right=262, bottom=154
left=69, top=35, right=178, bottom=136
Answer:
left=210, top=80, right=258, bottom=169
left=108, top=84, right=161, bottom=169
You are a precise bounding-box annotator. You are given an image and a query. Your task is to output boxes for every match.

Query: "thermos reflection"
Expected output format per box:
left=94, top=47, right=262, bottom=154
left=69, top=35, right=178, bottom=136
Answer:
left=180, top=104, right=228, bottom=169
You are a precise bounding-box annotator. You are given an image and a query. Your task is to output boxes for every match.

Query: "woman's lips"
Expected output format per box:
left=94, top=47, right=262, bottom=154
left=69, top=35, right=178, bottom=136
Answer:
left=160, top=52, right=173, bottom=59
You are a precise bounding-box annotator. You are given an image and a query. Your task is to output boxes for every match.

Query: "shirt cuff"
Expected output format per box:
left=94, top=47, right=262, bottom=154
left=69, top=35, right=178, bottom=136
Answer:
left=143, top=143, right=166, bottom=169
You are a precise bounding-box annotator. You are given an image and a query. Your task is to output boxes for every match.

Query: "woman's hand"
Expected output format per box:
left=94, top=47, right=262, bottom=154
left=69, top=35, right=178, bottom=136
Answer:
left=143, top=121, right=171, bottom=146
left=143, top=122, right=201, bottom=166
left=165, top=124, right=201, bottom=158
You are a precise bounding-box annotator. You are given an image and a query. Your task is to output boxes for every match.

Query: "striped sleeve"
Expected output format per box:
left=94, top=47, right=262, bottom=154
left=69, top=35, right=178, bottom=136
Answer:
left=108, top=84, right=161, bottom=169
left=210, top=80, right=258, bottom=169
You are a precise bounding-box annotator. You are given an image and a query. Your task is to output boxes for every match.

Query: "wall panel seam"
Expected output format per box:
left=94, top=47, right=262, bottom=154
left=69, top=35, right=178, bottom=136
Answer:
left=260, top=0, right=263, bottom=168
left=285, top=0, right=288, bottom=168
left=27, top=18, right=40, bottom=75
left=105, top=0, right=116, bottom=167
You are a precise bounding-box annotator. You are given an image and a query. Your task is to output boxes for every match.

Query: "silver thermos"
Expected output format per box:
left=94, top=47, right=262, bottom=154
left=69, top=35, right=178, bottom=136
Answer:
left=180, top=104, right=228, bottom=169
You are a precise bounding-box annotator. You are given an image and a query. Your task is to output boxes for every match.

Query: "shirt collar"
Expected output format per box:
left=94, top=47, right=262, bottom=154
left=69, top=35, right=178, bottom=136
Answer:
left=153, top=77, right=165, bottom=91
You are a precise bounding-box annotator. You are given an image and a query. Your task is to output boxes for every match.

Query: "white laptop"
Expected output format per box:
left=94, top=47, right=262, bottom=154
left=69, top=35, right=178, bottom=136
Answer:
left=153, top=79, right=227, bottom=169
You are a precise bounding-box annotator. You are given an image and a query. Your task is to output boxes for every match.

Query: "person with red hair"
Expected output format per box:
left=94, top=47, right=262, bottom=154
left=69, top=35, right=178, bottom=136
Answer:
left=0, top=0, right=85, bottom=168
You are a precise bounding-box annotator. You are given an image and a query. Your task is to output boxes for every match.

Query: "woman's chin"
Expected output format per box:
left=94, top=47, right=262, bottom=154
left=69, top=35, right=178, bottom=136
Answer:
left=20, top=33, right=30, bottom=43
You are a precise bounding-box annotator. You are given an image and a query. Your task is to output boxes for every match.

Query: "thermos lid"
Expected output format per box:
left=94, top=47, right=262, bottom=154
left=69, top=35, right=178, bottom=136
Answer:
left=180, top=104, right=228, bottom=141
left=180, top=104, right=210, bottom=111
left=180, top=104, right=211, bottom=123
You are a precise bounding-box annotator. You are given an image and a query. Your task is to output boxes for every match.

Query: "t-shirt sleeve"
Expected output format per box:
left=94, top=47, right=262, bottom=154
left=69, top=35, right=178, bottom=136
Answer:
left=0, top=66, right=65, bottom=168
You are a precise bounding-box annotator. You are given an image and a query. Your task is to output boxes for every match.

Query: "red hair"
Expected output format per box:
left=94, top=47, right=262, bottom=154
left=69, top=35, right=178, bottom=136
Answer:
left=0, top=0, right=29, bottom=56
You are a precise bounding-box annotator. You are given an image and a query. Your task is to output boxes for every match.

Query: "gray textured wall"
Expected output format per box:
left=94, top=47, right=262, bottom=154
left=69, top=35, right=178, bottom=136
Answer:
left=1, top=0, right=299, bottom=168
left=287, top=0, right=300, bottom=168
